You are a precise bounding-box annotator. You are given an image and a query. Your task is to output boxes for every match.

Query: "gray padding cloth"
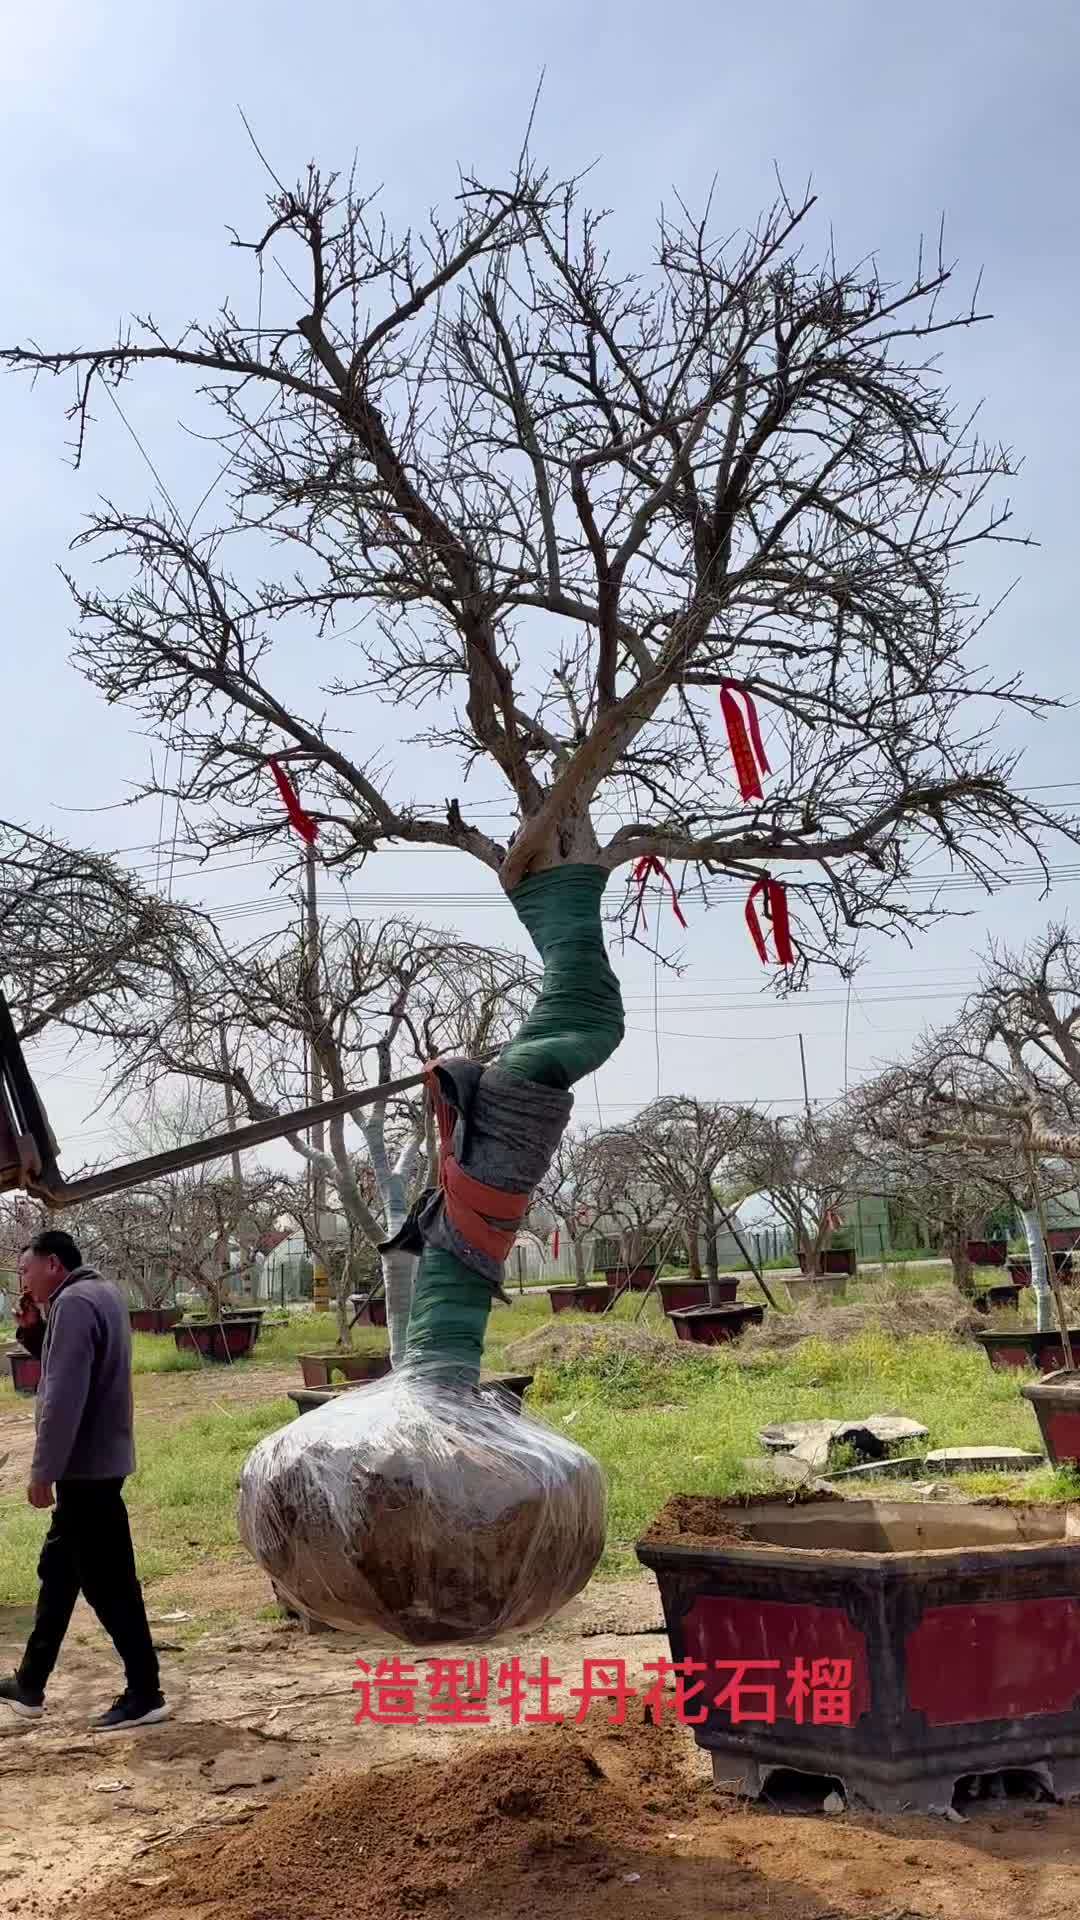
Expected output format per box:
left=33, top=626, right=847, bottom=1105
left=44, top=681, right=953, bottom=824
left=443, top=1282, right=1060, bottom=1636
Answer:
left=379, top=1057, right=572, bottom=1291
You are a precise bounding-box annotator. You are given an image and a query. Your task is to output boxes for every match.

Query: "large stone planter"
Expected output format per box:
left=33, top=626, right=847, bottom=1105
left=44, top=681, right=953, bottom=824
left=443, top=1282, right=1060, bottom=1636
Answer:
left=348, top=1291, right=388, bottom=1329
left=669, top=1303, right=764, bottom=1346
left=548, top=1284, right=613, bottom=1316
left=637, top=1492, right=1080, bottom=1811
left=974, top=1327, right=1080, bottom=1374
left=786, top=1274, right=846, bottom=1306
left=966, top=1239, right=1008, bottom=1267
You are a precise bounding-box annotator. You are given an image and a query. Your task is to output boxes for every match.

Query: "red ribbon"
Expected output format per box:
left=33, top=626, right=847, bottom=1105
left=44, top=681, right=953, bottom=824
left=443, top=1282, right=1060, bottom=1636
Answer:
left=269, top=757, right=319, bottom=845
left=720, top=681, right=771, bottom=804
left=745, top=876, right=795, bottom=967
left=552, top=1228, right=560, bottom=1260
left=632, top=855, right=688, bottom=930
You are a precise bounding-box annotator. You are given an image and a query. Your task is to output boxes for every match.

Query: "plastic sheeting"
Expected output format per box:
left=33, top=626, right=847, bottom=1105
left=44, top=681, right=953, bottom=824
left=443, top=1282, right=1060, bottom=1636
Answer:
left=238, top=1364, right=606, bottom=1644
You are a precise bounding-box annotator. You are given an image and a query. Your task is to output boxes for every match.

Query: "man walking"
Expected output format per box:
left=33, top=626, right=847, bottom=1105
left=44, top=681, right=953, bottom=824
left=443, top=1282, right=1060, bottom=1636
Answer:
left=0, top=1229, right=169, bottom=1730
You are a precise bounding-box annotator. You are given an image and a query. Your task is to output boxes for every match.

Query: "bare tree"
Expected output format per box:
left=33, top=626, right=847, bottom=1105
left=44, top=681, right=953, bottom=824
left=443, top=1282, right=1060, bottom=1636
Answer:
left=587, top=1124, right=673, bottom=1276
left=3, top=162, right=1071, bottom=967
left=100, top=909, right=535, bottom=1358
left=0, top=820, right=197, bottom=1043
left=627, top=1096, right=747, bottom=1290
left=533, top=1129, right=604, bottom=1284
left=732, top=1107, right=857, bottom=1277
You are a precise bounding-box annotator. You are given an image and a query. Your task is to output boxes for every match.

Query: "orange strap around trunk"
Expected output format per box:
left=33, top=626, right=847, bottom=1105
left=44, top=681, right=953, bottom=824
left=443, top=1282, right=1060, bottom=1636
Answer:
left=426, top=1064, right=529, bottom=1262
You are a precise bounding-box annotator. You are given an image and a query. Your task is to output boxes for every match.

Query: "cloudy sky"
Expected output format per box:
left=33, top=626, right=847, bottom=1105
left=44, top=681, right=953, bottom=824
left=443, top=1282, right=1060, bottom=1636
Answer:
left=3, top=0, right=1079, bottom=1172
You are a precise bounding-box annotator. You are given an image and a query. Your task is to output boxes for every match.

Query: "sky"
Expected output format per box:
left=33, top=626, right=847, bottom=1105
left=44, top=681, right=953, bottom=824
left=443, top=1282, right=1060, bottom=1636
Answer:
left=3, top=0, right=1080, bottom=1174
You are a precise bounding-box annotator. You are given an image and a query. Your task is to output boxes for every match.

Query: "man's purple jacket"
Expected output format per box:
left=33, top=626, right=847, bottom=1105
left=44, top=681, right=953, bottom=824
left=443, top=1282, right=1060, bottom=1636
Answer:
left=23, top=1266, right=136, bottom=1485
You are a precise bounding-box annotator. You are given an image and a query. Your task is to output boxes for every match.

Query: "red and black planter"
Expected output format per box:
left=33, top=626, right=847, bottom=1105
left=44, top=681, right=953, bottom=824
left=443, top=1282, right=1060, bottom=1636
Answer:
left=348, top=1292, right=388, bottom=1328
left=965, top=1239, right=1008, bottom=1268
left=129, top=1306, right=182, bottom=1335
left=548, top=1284, right=614, bottom=1316
left=786, top=1274, right=847, bottom=1306
left=298, top=1349, right=393, bottom=1388
left=973, top=1327, right=1080, bottom=1374
left=971, top=1281, right=1025, bottom=1314
left=658, top=1277, right=738, bottom=1314
left=5, top=1343, right=41, bottom=1394
left=604, top=1264, right=658, bottom=1293
left=1008, top=1260, right=1033, bottom=1287
left=1022, top=1371, right=1080, bottom=1465
left=669, top=1303, right=764, bottom=1346
left=174, top=1310, right=265, bottom=1363
left=637, top=1492, right=1080, bottom=1811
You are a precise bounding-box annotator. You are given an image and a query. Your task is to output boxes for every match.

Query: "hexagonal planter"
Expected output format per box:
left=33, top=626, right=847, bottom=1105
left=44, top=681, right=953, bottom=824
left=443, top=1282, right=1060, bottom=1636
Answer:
left=786, top=1274, right=847, bottom=1306
left=604, top=1264, right=658, bottom=1293
left=129, top=1306, right=181, bottom=1335
left=669, top=1303, right=764, bottom=1346
left=1008, top=1260, right=1033, bottom=1287
left=637, top=1492, right=1080, bottom=1812
left=974, top=1327, right=1080, bottom=1374
left=298, top=1349, right=392, bottom=1388
left=173, top=1312, right=264, bottom=1363
left=348, top=1291, right=388, bottom=1328
left=6, top=1343, right=40, bottom=1394
left=658, top=1278, right=738, bottom=1314
left=966, top=1239, right=1008, bottom=1267
left=1022, top=1371, right=1080, bottom=1464
left=548, top=1284, right=614, bottom=1315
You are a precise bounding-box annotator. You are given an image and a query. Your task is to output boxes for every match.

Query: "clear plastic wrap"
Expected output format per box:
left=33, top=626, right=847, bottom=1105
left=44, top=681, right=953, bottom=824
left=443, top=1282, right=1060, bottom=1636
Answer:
left=237, top=1364, right=606, bottom=1644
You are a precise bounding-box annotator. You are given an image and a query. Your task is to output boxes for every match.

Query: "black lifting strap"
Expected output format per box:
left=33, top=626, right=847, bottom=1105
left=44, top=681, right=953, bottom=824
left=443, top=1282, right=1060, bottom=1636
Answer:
left=0, top=986, right=441, bottom=1210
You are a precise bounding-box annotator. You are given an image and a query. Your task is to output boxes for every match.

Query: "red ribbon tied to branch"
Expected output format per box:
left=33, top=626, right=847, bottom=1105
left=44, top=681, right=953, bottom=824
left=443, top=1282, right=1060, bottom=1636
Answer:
left=745, top=875, right=795, bottom=968
left=269, top=757, right=319, bottom=846
left=720, top=680, right=771, bottom=804
left=632, top=855, right=688, bottom=931
left=551, top=1228, right=560, bottom=1260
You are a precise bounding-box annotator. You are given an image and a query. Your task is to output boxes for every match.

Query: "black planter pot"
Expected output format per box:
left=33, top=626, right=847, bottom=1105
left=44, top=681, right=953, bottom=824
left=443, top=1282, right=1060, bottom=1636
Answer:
left=637, top=1493, right=1080, bottom=1811
left=971, top=1282, right=1025, bottom=1314
left=129, top=1306, right=181, bottom=1335
left=5, top=1343, right=40, bottom=1394
left=669, top=1303, right=764, bottom=1346
left=966, top=1239, right=1008, bottom=1268
left=658, top=1278, right=738, bottom=1314
left=548, top=1284, right=614, bottom=1316
left=173, top=1310, right=264, bottom=1363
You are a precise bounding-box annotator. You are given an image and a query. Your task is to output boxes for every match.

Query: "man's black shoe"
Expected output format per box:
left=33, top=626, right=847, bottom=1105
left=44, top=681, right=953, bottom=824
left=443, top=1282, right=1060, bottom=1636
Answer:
left=91, top=1690, right=171, bottom=1732
left=0, top=1675, right=44, bottom=1720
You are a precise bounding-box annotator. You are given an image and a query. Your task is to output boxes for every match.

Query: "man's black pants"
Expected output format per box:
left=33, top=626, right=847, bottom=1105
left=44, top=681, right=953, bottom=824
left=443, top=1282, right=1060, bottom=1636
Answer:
left=17, top=1478, right=160, bottom=1700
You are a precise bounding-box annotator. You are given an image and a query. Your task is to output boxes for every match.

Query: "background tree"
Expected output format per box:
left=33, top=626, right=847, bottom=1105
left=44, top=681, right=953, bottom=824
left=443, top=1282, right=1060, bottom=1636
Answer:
left=629, top=1096, right=747, bottom=1293
left=587, top=1124, right=673, bottom=1277
left=733, top=1106, right=857, bottom=1277
left=533, top=1129, right=604, bottom=1285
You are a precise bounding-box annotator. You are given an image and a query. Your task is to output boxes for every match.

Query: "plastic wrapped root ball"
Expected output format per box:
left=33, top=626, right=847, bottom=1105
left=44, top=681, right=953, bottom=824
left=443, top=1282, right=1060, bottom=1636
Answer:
left=237, top=1365, right=606, bottom=1644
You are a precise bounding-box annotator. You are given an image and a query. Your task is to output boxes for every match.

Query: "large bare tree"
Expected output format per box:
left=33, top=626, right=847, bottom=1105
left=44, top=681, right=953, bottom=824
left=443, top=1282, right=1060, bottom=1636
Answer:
left=3, top=163, right=1070, bottom=963
left=732, top=1106, right=858, bottom=1277
left=628, top=1095, right=746, bottom=1290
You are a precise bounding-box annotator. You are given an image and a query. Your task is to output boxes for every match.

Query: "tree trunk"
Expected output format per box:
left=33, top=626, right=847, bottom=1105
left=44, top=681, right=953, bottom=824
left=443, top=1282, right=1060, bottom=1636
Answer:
left=379, top=1167, right=416, bottom=1368
left=572, top=1233, right=587, bottom=1284
left=949, top=1235, right=973, bottom=1298
left=686, top=1220, right=702, bottom=1282
left=703, top=1201, right=719, bottom=1285
left=1021, top=1205, right=1053, bottom=1333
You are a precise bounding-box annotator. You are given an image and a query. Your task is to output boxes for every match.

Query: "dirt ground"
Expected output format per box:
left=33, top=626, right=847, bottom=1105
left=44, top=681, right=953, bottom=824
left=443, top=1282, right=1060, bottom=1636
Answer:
left=7, top=1365, right=1080, bottom=1918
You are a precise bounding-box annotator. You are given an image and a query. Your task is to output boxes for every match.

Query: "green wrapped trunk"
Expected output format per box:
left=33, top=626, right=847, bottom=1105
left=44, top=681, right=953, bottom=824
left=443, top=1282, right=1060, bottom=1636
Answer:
left=404, top=866, right=624, bottom=1377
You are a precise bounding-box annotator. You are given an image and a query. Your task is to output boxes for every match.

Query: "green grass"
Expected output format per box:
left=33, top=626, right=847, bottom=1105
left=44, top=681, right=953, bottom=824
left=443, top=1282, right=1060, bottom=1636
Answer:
left=3, top=1283, right=1073, bottom=1613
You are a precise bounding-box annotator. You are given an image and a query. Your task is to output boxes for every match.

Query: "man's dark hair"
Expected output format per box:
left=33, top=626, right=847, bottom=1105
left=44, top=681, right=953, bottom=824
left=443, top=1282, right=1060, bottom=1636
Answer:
left=29, top=1229, right=82, bottom=1271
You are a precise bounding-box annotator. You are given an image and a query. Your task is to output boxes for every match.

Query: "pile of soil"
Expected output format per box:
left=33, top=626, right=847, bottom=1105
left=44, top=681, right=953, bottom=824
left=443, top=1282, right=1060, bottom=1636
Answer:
left=739, top=1285, right=984, bottom=1358
left=505, top=1319, right=705, bottom=1372
left=641, top=1490, right=838, bottom=1552
left=68, top=1710, right=704, bottom=1920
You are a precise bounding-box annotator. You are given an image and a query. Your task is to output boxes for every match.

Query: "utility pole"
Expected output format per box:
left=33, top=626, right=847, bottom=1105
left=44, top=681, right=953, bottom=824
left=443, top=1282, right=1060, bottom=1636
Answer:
left=798, top=1033, right=812, bottom=1119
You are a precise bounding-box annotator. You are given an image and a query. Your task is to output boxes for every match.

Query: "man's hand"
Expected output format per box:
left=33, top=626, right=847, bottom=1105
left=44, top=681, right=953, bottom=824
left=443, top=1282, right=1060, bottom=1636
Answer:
left=27, top=1480, right=54, bottom=1509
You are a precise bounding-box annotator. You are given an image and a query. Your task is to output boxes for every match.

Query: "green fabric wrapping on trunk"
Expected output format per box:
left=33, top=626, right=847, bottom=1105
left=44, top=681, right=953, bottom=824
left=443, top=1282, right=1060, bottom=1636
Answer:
left=405, top=865, right=624, bottom=1376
